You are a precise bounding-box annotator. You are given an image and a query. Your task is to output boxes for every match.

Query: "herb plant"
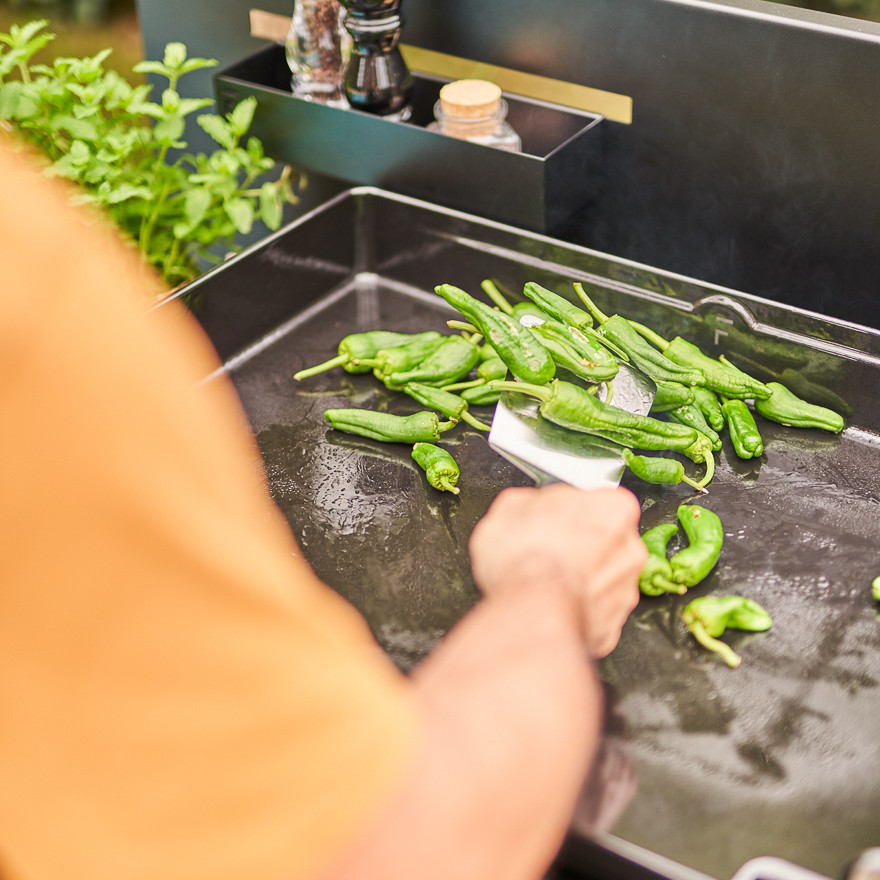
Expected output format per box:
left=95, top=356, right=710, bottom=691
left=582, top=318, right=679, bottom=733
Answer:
left=0, top=20, right=301, bottom=288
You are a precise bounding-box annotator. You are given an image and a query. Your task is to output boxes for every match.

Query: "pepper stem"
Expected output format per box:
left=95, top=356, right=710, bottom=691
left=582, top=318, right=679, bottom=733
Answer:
left=294, top=353, right=348, bottom=380
left=447, top=319, right=478, bottom=334
left=695, top=451, right=715, bottom=490
left=461, top=411, right=492, bottom=432
left=628, top=320, right=670, bottom=351
left=480, top=279, right=514, bottom=314
left=442, top=379, right=485, bottom=391
left=687, top=620, right=742, bottom=668
left=439, top=478, right=461, bottom=494
left=488, top=380, right=553, bottom=403
left=437, top=419, right=458, bottom=434
left=572, top=282, right=609, bottom=325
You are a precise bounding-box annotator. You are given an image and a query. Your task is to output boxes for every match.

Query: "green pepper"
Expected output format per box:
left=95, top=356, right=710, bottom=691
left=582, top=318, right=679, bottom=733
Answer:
left=403, top=382, right=491, bottom=432
left=436, top=284, right=556, bottom=385
left=872, top=576, right=880, bottom=602
left=669, top=402, right=723, bottom=451
left=669, top=504, right=723, bottom=588
left=477, top=357, right=509, bottom=382
left=460, top=383, right=501, bottom=406
left=650, top=381, right=695, bottom=413
left=682, top=595, right=772, bottom=668
left=491, top=378, right=716, bottom=489
left=638, top=522, right=687, bottom=596
left=573, top=284, right=704, bottom=386
left=721, top=398, right=763, bottom=459
left=692, top=385, right=725, bottom=431
left=626, top=323, right=771, bottom=401
left=324, top=408, right=456, bottom=443
left=512, top=301, right=554, bottom=323
left=522, top=281, right=594, bottom=330
left=753, top=381, right=845, bottom=433
left=385, top=334, right=481, bottom=389
left=531, top=321, right=619, bottom=383
left=294, top=330, right=441, bottom=380
left=355, top=332, right=446, bottom=382
left=478, top=342, right=499, bottom=362
left=623, top=449, right=704, bottom=492
left=412, top=442, right=461, bottom=494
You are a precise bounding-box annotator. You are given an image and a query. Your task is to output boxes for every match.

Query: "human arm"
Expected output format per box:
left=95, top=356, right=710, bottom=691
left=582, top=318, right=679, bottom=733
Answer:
left=321, top=485, right=644, bottom=880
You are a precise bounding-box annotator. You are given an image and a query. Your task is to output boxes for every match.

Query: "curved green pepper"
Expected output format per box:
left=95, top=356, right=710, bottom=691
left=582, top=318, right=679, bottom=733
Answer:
left=669, top=402, right=723, bottom=451
left=573, top=284, right=704, bottom=386
left=356, top=332, right=446, bottom=382
left=491, top=378, right=716, bottom=488
left=477, top=357, right=508, bottom=382
left=324, top=408, right=456, bottom=443
left=531, top=320, right=619, bottom=382
left=412, top=442, right=461, bottom=494
left=638, top=522, right=687, bottom=596
left=692, top=385, right=725, bottom=431
left=522, top=281, right=594, bottom=330
left=666, top=338, right=770, bottom=400
left=403, top=382, right=491, bottom=432
left=669, top=504, right=723, bottom=588
left=436, top=284, right=556, bottom=385
left=721, top=398, right=763, bottom=459
left=460, top=383, right=501, bottom=406
left=682, top=595, right=772, bottom=668
left=650, top=381, right=695, bottom=413
left=385, top=334, right=481, bottom=389
left=753, top=381, right=845, bottom=433
left=294, top=330, right=441, bottom=380
left=623, top=449, right=704, bottom=492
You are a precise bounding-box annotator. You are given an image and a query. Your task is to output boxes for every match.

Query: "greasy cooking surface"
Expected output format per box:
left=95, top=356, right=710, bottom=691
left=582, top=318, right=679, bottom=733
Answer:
left=180, top=189, right=880, bottom=880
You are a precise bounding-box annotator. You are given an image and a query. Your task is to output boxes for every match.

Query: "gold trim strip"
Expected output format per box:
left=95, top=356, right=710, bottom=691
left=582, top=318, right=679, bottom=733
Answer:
left=400, top=45, right=632, bottom=125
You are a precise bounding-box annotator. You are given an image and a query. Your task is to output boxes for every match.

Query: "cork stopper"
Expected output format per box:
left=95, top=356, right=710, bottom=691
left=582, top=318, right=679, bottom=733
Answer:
left=436, top=79, right=503, bottom=138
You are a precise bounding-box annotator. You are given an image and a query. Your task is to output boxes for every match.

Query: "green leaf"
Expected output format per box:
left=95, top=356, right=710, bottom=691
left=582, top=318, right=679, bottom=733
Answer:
left=153, top=114, right=185, bottom=144
left=184, top=187, right=211, bottom=228
left=228, top=96, right=256, bottom=137
left=225, top=197, right=254, bottom=235
left=178, top=57, right=218, bottom=76
left=162, top=42, right=188, bottom=71
left=51, top=114, right=100, bottom=141
left=0, top=81, right=23, bottom=118
left=259, top=181, right=283, bottom=230
left=177, top=96, right=213, bottom=117
left=133, top=59, right=172, bottom=79
left=103, top=183, right=154, bottom=205
left=197, top=113, right=235, bottom=150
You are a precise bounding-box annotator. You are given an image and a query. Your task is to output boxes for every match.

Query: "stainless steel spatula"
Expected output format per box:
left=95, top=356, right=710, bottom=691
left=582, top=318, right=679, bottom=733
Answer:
left=488, top=360, right=656, bottom=490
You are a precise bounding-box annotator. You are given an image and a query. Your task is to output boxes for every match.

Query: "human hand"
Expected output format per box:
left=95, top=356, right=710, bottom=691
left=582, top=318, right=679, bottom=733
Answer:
left=469, top=484, right=645, bottom=658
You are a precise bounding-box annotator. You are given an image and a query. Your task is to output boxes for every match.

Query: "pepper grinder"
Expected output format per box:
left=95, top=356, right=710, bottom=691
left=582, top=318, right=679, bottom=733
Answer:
left=338, top=0, right=412, bottom=119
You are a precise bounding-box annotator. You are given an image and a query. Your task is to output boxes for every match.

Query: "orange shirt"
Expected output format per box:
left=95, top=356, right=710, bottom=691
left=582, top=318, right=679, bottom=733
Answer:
left=0, top=141, right=417, bottom=880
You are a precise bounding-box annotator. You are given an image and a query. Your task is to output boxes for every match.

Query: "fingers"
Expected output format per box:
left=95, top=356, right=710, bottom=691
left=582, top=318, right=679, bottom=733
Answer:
left=469, top=484, right=645, bottom=657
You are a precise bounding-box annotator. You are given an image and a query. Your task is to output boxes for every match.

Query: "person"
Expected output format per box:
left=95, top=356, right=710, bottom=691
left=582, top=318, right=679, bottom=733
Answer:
left=0, top=136, right=645, bottom=880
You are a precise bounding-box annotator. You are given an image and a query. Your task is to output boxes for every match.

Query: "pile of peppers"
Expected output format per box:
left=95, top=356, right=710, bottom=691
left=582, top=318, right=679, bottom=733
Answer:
left=294, top=276, right=847, bottom=497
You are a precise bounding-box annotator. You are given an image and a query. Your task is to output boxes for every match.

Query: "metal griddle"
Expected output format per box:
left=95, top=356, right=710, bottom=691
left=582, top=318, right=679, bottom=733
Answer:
left=173, top=188, right=880, bottom=880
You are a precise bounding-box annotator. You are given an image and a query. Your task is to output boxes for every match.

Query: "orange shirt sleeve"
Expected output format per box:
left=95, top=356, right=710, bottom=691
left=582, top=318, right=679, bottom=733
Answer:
left=0, top=141, right=418, bottom=880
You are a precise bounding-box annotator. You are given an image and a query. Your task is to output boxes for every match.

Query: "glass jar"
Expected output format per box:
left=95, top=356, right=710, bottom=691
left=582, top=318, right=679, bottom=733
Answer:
left=427, top=80, right=521, bottom=152
left=286, top=0, right=351, bottom=107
